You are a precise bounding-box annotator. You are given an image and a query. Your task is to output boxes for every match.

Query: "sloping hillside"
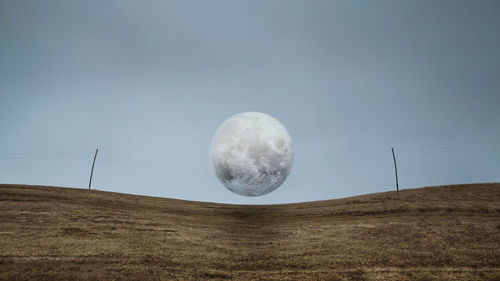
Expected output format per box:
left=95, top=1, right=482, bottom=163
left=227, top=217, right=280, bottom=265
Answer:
left=0, top=183, right=498, bottom=280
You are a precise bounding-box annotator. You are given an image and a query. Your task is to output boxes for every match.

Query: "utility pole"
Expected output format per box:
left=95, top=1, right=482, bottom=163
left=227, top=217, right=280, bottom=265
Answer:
left=89, top=149, right=98, bottom=190
left=497, top=152, right=500, bottom=183
left=392, top=147, right=399, bottom=195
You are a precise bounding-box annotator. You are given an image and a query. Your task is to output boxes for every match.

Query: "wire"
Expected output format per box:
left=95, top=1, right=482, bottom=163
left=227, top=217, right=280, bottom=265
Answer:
left=350, top=142, right=500, bottom=170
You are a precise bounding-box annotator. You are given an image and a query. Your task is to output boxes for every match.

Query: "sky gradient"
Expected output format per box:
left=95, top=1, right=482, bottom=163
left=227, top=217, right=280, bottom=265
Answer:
left=1, top=0, right=499, bottom=204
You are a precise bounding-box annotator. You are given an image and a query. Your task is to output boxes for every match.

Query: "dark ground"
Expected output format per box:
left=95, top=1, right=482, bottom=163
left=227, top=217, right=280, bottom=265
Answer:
left=0, top=183, right=498, bottom=280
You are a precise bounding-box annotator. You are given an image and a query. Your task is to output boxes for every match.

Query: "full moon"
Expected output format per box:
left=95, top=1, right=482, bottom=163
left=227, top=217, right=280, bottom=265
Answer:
left=210, top=112, right=294, bottom=197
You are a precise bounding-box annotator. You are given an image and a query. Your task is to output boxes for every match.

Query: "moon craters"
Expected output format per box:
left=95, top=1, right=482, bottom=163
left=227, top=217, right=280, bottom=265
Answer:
left=210, top=112, right=293, bottom=197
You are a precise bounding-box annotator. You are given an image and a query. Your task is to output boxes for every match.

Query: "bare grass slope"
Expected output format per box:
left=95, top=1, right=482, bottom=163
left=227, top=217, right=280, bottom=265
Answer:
left=0, top=183, right=499, bottom=280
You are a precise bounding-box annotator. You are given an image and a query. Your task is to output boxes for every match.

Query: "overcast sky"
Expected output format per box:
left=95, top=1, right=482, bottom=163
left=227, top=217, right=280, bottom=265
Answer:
left=1, top=0, right=499, bottom=204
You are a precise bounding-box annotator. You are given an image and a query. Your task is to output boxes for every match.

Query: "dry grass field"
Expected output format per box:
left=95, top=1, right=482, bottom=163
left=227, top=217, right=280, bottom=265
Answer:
left=0, top=183, right=498, bottom=280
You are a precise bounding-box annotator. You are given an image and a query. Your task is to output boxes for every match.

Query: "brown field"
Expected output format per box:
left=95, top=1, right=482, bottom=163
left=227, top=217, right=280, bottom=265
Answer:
left=0, top=183, right=499, bottom=280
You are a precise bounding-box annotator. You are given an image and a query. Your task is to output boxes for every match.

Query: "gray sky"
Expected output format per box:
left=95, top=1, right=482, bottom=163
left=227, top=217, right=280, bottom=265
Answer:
left=1, top=0, right=499, bottom=204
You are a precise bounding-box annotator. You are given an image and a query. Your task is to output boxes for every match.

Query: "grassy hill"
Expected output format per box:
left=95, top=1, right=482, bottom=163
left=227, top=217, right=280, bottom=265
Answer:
left=0, top=183, right=498, bottom=280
